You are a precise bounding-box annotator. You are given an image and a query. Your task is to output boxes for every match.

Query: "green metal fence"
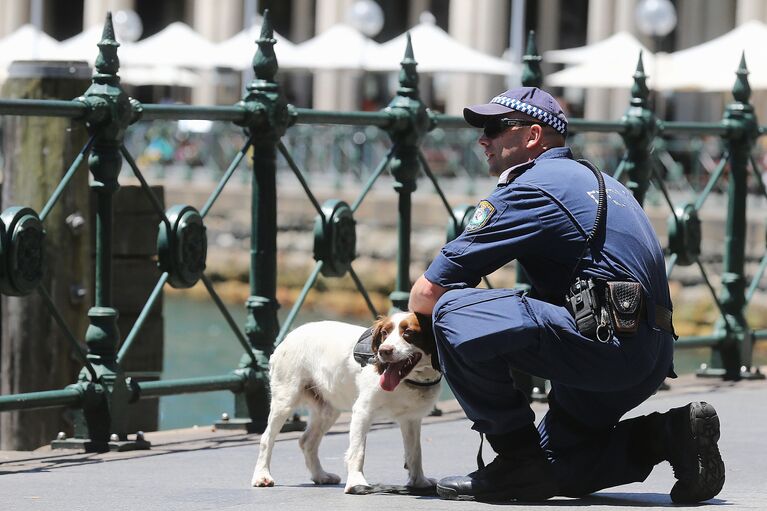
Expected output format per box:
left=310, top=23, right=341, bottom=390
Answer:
left=0, top=12, right=765, bottom=451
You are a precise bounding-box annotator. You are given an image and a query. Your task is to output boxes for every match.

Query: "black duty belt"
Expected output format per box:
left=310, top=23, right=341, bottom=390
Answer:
left=653, top=303, right=675, bottom=337
left=566, top=278, right=676, bottom=341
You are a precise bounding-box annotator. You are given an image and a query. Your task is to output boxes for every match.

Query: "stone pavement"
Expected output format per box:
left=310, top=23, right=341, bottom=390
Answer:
left=1, top=373, right=764, bottom=511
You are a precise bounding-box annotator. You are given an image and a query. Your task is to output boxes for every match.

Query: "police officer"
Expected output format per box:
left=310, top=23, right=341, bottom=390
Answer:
left=409, top=87, right=725, bottom=502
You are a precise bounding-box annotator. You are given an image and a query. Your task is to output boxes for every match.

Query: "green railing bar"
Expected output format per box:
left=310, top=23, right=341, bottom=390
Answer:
left=666, top=252, right=678, bottom=278
left=139, top=104, right=245, bottom=122
left=276, top=260, right=324, bottom=345
left=612, top=158, right=628, bottom=182
left=349, top=265, right=378, bottom=319
left=0, top=386, right=82, bottom=411
left=37, top=285, right=98, bottom=381
left=294, top=108, right=393, bottom=128
left=200, top=137, right=253, bottom=218
left=0, top=99, right=86, bottom=118
left=651, top=158, right=679, bottom=219
left=418, top=150, right=458, bottom=231
left=675, top=333, right=727, bottom=348
left=661, top=122, right=729, bottom=136
left=569, top=119, right=625, bottom=133
left=745, top=251, right=767, bottom=304
left=431, top=114, right=468, bottom=129
left=696, top=258, right=733, bottom=332
left=753, top=329, right=767, bottom=340
left=200, top=273, right=257, bottom=365
left=40, top=135, right=95, bottom=222
left=116, top=272, right=169, bottom=365
left=351, top=144, right=397, bottom=213
left=693, top=152, right=730, bottom=211
left=120, top=145, right=171, bottom=231
left=278, top=141, right=325, bottom=219
left=138, top=373, right=246, bottom=398
left=749, top=155, right=767, bottom=201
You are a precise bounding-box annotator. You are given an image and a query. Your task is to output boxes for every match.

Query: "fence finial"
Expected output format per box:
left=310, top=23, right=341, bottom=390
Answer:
left=732, top=51, right=751, bottom=104
left=521, top=30, right=542, bottom=87
left=252, top=9, right=278, bottom=83
left=95, top=11, right=120, bottom=78
left=630, top=50, right=650, bottom=108
left=397, top=32, right=419, bottom=98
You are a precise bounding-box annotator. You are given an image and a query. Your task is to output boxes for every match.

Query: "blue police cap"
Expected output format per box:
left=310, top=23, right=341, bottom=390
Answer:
left=463, top=87, right=568, bottom=136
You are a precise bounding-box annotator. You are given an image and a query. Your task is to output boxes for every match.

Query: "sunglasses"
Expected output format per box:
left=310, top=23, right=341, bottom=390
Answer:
left=482, top=118, right=537, bottom=139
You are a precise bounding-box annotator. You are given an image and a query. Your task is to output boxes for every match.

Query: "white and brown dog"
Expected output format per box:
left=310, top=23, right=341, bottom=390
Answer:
left=251, top=311, right=442, bottom=493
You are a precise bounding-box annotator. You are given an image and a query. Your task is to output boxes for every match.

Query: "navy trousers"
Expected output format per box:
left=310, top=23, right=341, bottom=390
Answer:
left=432, top=287, right=675, bottom=496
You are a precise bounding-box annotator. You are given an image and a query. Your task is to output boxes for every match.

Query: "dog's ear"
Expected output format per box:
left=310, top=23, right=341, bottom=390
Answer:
left=414, top=312, right=440, bottom=372
left=370, top=315, right=389, bottom=353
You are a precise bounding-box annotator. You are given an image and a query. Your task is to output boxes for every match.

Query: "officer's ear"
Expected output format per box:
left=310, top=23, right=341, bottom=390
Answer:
left=525, top=124, right=544, bottom=149
left=525, top=124, right=543, bottom=149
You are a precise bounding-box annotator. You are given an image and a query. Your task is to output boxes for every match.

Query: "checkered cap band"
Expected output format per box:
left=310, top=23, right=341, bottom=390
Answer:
left=490, top=95, right=567, bottom=135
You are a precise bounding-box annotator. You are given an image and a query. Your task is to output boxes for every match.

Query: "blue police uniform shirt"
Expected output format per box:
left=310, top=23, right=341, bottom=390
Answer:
left=424, top=147, right=671, bottom=310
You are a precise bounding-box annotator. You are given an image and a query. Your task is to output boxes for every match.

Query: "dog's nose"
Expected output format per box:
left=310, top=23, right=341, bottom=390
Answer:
left=378, top=345, right=394, bottom=360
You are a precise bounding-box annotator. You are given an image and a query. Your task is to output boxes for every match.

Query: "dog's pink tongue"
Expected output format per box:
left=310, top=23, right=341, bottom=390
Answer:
left=380, top=365, right=402, bottom=391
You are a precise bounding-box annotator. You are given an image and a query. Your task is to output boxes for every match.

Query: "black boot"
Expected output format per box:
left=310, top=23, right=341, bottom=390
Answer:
left=436, top=425, right=557, bottom=502
left=666, top=402, right=725, bottom=503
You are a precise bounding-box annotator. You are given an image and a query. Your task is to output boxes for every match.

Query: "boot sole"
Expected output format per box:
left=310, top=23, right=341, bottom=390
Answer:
left=436, top=481, right=557, bottom=502
left=671, top=401, right=725, bottom=503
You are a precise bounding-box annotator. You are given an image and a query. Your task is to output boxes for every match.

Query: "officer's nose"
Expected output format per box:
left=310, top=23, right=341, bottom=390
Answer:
left=478, top=134, right=490, bottom=147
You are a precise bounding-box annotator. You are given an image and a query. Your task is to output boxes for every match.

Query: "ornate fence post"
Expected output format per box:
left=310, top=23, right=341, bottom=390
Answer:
left=619, top=54, right=657, bottom=206
left=232, top=12, right=290, bottom=432
left=515, top=30, right=548, bottom=401
left=521, top=30, right=542, bottom=88
left=706, top=55, right=759, bottom=380
left=384, top=35, right=432, bottom=312
left=67, top=13, right=140, bottom=451
left=518, top=31, right=542, bottom=298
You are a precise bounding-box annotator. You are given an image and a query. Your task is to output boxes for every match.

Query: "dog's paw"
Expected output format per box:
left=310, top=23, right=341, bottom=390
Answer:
left=344, top=472, right=371, bottom=494
left=312, top=471, right=341, bottom=485
left=251, top=472, right=275, bottom=487
left=407, top=476, right=437, bottom=489
left=345, top=484, right=374, bottom=495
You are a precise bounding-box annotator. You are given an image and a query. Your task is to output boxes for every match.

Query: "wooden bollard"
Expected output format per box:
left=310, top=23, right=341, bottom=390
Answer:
left=0, top=60, right=92, bottom=450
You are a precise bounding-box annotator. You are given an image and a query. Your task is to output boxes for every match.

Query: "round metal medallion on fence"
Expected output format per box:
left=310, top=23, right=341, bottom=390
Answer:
left=314, top=200, right=356, bottom=277
left=157, top=205, right=207, bottom=288
left=446, top=205, right=477, bottom=242
left=667, top=203, right=701, bottom=266
left=0, top=207, right=45, bottom=296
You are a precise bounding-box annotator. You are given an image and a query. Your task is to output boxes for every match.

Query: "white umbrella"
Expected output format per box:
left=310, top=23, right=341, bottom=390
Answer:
left=662, top=20, right=767, bottom=91
left=365, top=19, right=515, bottom=75
left=120, top=66, right=199, bottom=87
left=545, top=32, right=651, bottom=65
left=0, top=24, right=61, bottom=66
left=545, top=50, right=672, bottom=89
left=51, top=25, right=106, bottom=64
left=216, top=24, right=297, bottom=70
left=284, top=24, right=379, bottom=71
left=119, top=22, right=220, bottom=70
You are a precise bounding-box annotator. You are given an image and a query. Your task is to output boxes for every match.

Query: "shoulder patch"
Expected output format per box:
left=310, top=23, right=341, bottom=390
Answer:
left=465, top=200, right=496, bottom=232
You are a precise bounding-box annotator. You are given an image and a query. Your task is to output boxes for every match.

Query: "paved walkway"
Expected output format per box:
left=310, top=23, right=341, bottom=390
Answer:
left=1, top=373, right=764, bottom=510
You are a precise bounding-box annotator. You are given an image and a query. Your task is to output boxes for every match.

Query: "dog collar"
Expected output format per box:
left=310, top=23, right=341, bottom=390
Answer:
left=404, top=375, right=442, bottom=387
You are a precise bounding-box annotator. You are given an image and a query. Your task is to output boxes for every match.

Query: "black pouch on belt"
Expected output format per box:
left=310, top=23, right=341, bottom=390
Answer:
left=605, top=281, right=643, bottom=334
left=565, top=278, right=601, bottom=340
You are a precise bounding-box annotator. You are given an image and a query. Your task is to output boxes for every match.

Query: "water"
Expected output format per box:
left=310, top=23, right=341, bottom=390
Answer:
left=160, top=294, right=766, bottom=430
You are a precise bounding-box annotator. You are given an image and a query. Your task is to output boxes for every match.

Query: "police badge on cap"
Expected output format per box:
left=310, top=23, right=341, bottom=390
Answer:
left=463, top=87, right=568, bottom=136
